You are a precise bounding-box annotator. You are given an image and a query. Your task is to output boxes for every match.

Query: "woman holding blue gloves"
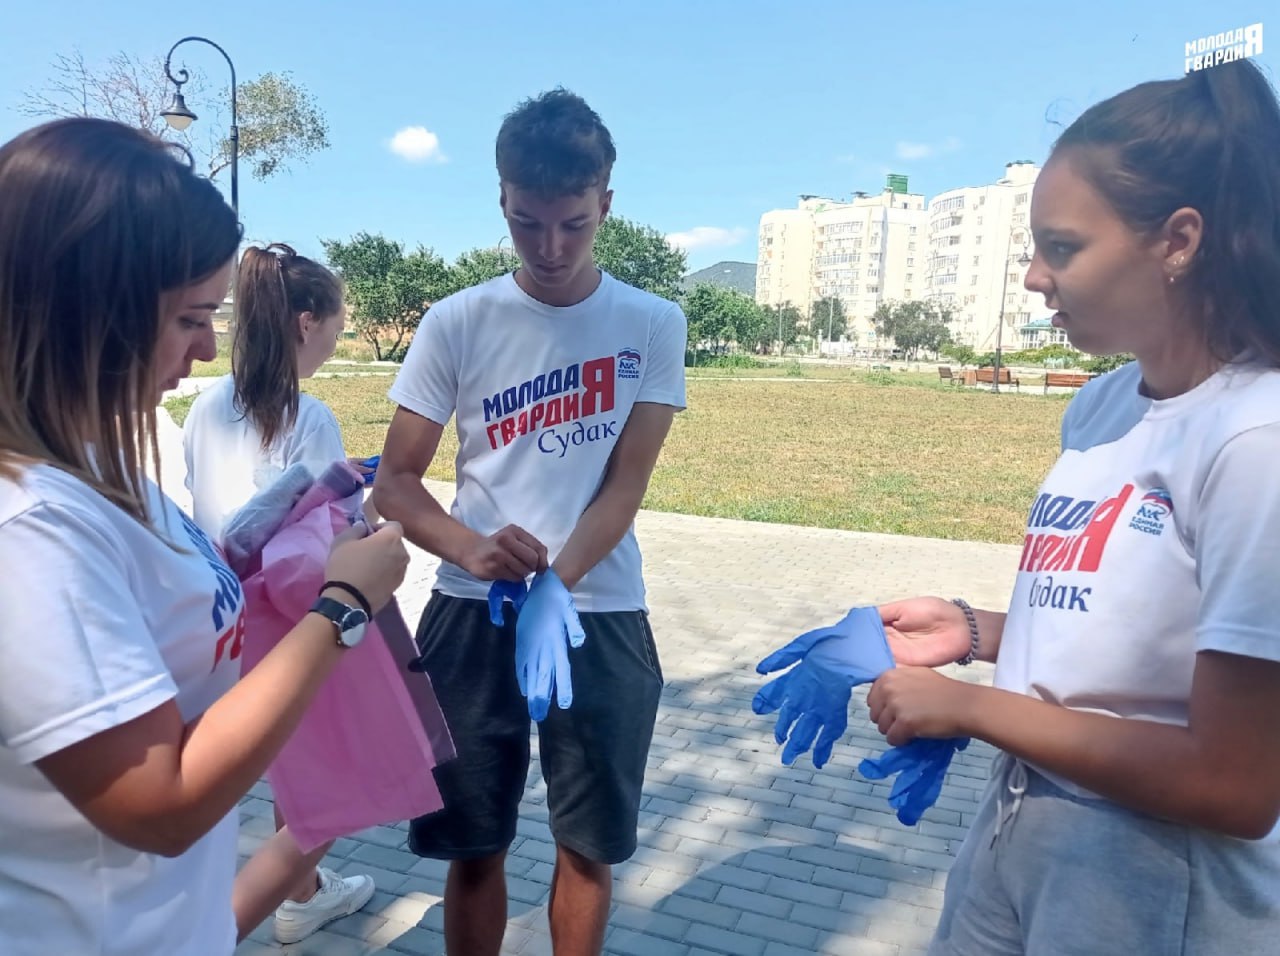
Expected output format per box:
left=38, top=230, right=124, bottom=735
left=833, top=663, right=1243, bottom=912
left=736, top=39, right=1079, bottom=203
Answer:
left=756, top=59, right=1280, bottom=955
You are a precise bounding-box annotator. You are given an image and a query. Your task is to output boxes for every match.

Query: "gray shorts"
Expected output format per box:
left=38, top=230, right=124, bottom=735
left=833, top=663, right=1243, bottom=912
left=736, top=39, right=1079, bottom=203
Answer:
left=931, top=754, right=1280, bottom=956
left=407, top=593, right=663, bottom=865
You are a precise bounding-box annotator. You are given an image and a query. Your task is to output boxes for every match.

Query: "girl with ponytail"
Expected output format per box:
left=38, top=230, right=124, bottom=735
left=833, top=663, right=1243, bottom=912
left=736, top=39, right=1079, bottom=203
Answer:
left=855, top=59, right=1280, bottom=954
left=185, top=244, right=371, bottom=542
left=183, top=244, right=378, bottom=943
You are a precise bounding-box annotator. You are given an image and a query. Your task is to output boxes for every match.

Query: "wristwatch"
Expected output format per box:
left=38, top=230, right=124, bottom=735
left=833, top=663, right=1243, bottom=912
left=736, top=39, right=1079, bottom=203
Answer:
left=309, top=596, right=369, bottom=648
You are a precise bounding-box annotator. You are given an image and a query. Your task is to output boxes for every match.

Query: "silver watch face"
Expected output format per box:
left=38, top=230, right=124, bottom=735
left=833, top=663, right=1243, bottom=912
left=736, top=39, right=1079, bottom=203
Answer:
left=338, top=608, right=369, bottom=648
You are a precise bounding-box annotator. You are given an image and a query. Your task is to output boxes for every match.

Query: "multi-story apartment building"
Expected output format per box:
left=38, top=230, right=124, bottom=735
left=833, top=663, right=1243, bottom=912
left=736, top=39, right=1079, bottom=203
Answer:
left=756, top=177, right=927, bottom=349
left=756, top=163, right=1053, bottom=352
left=755, top=201, right=818, bottom=314
left=924, top=160, right=1050, bottom=350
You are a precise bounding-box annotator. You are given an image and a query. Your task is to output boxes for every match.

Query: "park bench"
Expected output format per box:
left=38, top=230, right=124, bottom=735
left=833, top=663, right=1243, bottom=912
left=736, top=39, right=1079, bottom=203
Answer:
left=975, top=367, right=1019, bottom=390
left=1043, top=371, right=1094, bottom=393
left=937, top=366, right=958, bottom=385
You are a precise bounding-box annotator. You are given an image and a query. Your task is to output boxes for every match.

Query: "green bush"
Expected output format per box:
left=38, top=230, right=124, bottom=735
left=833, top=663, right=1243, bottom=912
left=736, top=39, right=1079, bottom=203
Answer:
left=687, top=351, right=762, bottom=369
left=1017, top=344, right=1083, bottom=367
left=1082, top=353, right=1134, bottom=375
left=940, top=343, right=978, bottom=367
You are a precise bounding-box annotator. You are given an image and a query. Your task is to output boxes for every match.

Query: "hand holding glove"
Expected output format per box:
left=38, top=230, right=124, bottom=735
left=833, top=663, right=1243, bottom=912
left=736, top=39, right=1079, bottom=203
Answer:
left=500, top=571, right=586, bottom=721
left=752, top=607, right=894, bottom=768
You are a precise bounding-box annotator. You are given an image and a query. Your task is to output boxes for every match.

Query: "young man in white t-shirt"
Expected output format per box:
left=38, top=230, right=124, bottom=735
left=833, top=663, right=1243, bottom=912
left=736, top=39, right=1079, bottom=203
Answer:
left=374, top=88, right=687, bottom=956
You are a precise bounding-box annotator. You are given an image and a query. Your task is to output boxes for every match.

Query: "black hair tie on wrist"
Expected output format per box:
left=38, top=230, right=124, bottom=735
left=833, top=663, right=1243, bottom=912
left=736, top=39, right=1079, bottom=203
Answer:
left=321, top=580, right=373, bottom=620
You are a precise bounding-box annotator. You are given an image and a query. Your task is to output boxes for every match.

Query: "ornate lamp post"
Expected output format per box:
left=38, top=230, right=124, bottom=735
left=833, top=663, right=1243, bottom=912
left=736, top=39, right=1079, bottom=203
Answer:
left=160, top=36, right=239, bottom=217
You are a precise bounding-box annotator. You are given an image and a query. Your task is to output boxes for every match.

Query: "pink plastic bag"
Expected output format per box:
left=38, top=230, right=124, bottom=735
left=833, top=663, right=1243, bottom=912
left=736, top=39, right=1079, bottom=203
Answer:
left=238, top=492, right=452, bottom=852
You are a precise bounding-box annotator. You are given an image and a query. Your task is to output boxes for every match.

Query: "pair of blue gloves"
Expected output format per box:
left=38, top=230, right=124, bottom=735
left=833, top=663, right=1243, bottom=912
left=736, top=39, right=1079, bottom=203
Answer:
left=752, top=606, right=968, bottom=827
left=488, top=572, right=585, bottom=722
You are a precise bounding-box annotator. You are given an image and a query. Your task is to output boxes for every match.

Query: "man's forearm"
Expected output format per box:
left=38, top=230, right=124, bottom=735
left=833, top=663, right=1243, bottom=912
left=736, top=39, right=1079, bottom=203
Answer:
left=550, top=401, right=673, bottom=591
left=372, top=474, right=478, bottom=566
left=552, top=483, right=644, bottom=591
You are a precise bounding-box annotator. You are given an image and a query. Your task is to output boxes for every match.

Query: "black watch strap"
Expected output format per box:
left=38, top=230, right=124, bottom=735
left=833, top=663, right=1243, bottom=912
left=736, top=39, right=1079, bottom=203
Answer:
left=320, top=580, right=373, bottom=619
left=310, top=596, right=367, bottom=646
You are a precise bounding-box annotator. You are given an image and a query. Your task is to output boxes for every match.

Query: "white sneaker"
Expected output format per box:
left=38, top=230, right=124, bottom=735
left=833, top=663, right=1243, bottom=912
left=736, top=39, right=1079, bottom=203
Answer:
left=273, top=866, right=376, bottom=944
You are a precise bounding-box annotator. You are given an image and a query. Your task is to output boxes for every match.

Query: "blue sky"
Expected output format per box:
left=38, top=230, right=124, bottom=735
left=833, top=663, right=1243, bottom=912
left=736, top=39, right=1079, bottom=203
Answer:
left=1, top=1, right=1273, bottom=271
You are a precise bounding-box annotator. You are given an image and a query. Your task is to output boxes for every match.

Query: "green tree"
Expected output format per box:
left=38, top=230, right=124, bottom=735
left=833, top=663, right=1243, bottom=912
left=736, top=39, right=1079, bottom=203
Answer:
left=445, top=246, right=518, bottom=296
left=872, top=299, right=954, bottom=359
left=920, top=309, right=953, bottom=356
left=941, top=343, right=978, bottom=368
left=682, top=284, right=765, bottom=355
left=592, top=217, right=687, bottom=300
left=762, top=302, right=803, bottom=354
left=322, top=232, right=449, bottom=361
left=219, top=72, right=330, bottom=180
left=20, top=49, right=329, bottom=183
left=733, top=297, right=769, bottom=355
left=809, top=296, right=849, bottom=342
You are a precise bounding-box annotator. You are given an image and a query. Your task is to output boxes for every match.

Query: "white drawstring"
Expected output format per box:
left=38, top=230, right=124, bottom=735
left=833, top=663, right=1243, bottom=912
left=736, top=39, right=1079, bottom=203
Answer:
left=991, top=756, right=1029, bottom=848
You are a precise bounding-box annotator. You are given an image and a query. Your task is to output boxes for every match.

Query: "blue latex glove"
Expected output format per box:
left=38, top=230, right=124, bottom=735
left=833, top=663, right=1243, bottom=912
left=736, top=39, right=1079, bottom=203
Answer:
left=752, top=607, right=895, bottom=768
left=513, top=570, right=586, bottom=722
left=487, top=578, right=529, bottom=626
left=859, top=736, right=970, bottom=826
left=361, top=455, right=380, bottom=486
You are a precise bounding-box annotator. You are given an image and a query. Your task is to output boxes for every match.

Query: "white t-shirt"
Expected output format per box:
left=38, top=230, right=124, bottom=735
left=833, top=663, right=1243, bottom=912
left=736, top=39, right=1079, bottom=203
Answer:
left=183, top=375, right=347, bottom=543
left=155, top=405, right=193, bottom=514
left=0, top=465, right=246, bottom=955
left=388, top=271, right=688, bottom=612
left=995, top=359, right=1280, bottom=840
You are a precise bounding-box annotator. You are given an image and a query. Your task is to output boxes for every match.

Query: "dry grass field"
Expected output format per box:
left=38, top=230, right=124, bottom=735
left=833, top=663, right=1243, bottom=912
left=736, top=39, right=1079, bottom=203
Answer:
left=167, top=371, right=1065, bottom=544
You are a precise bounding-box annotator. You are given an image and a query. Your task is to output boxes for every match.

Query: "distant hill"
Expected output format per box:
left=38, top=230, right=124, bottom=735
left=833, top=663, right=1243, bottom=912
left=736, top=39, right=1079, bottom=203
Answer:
left=680, top=260, right=757, bottom=297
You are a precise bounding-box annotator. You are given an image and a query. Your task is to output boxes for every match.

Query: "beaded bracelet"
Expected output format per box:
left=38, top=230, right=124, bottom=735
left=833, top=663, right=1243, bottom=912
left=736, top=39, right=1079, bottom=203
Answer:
left=951, top=598, right=980, bottom=666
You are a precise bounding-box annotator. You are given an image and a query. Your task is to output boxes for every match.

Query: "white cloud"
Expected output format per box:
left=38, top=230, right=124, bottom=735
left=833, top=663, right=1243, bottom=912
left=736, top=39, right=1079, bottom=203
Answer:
left=389, top=126, right=446, bottom=163
left=665, top=226, right=749, bottom=252
left=895, top=137, right=962, bottom=161
left=896, top=141, right=933, bottom=160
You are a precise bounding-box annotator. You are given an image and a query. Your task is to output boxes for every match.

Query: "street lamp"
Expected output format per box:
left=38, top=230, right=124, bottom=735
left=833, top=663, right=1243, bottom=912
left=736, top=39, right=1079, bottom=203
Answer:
left=991, top=227, right=1032, bottom=393
left=496, top=235, right=512, bottom=272
left=161, top=36, right=239, bottom=217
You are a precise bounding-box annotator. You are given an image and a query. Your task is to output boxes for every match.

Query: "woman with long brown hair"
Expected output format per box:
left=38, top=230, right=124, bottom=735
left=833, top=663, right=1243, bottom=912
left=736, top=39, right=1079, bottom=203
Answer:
left=0, top=117, right=407, bottom=956
left=184, top=243, right=370, bottom=542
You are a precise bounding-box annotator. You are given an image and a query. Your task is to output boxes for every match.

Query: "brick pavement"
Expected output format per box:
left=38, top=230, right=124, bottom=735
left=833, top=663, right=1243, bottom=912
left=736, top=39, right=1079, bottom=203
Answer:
left=235, top=480, right=1021, bottom=956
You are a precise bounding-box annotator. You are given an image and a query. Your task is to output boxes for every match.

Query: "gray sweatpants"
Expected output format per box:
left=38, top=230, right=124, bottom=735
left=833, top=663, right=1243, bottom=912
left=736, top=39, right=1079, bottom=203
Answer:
left=930, top=754, right=1280, bottom=955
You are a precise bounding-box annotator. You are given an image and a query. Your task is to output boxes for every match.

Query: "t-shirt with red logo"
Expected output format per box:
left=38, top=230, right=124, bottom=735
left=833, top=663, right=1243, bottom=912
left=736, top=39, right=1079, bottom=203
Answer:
left=0, top=465, right=246, bottom=955
left=388, top=270, right=687, bottom=612
left=995, top=359, right=1280, bottom=825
